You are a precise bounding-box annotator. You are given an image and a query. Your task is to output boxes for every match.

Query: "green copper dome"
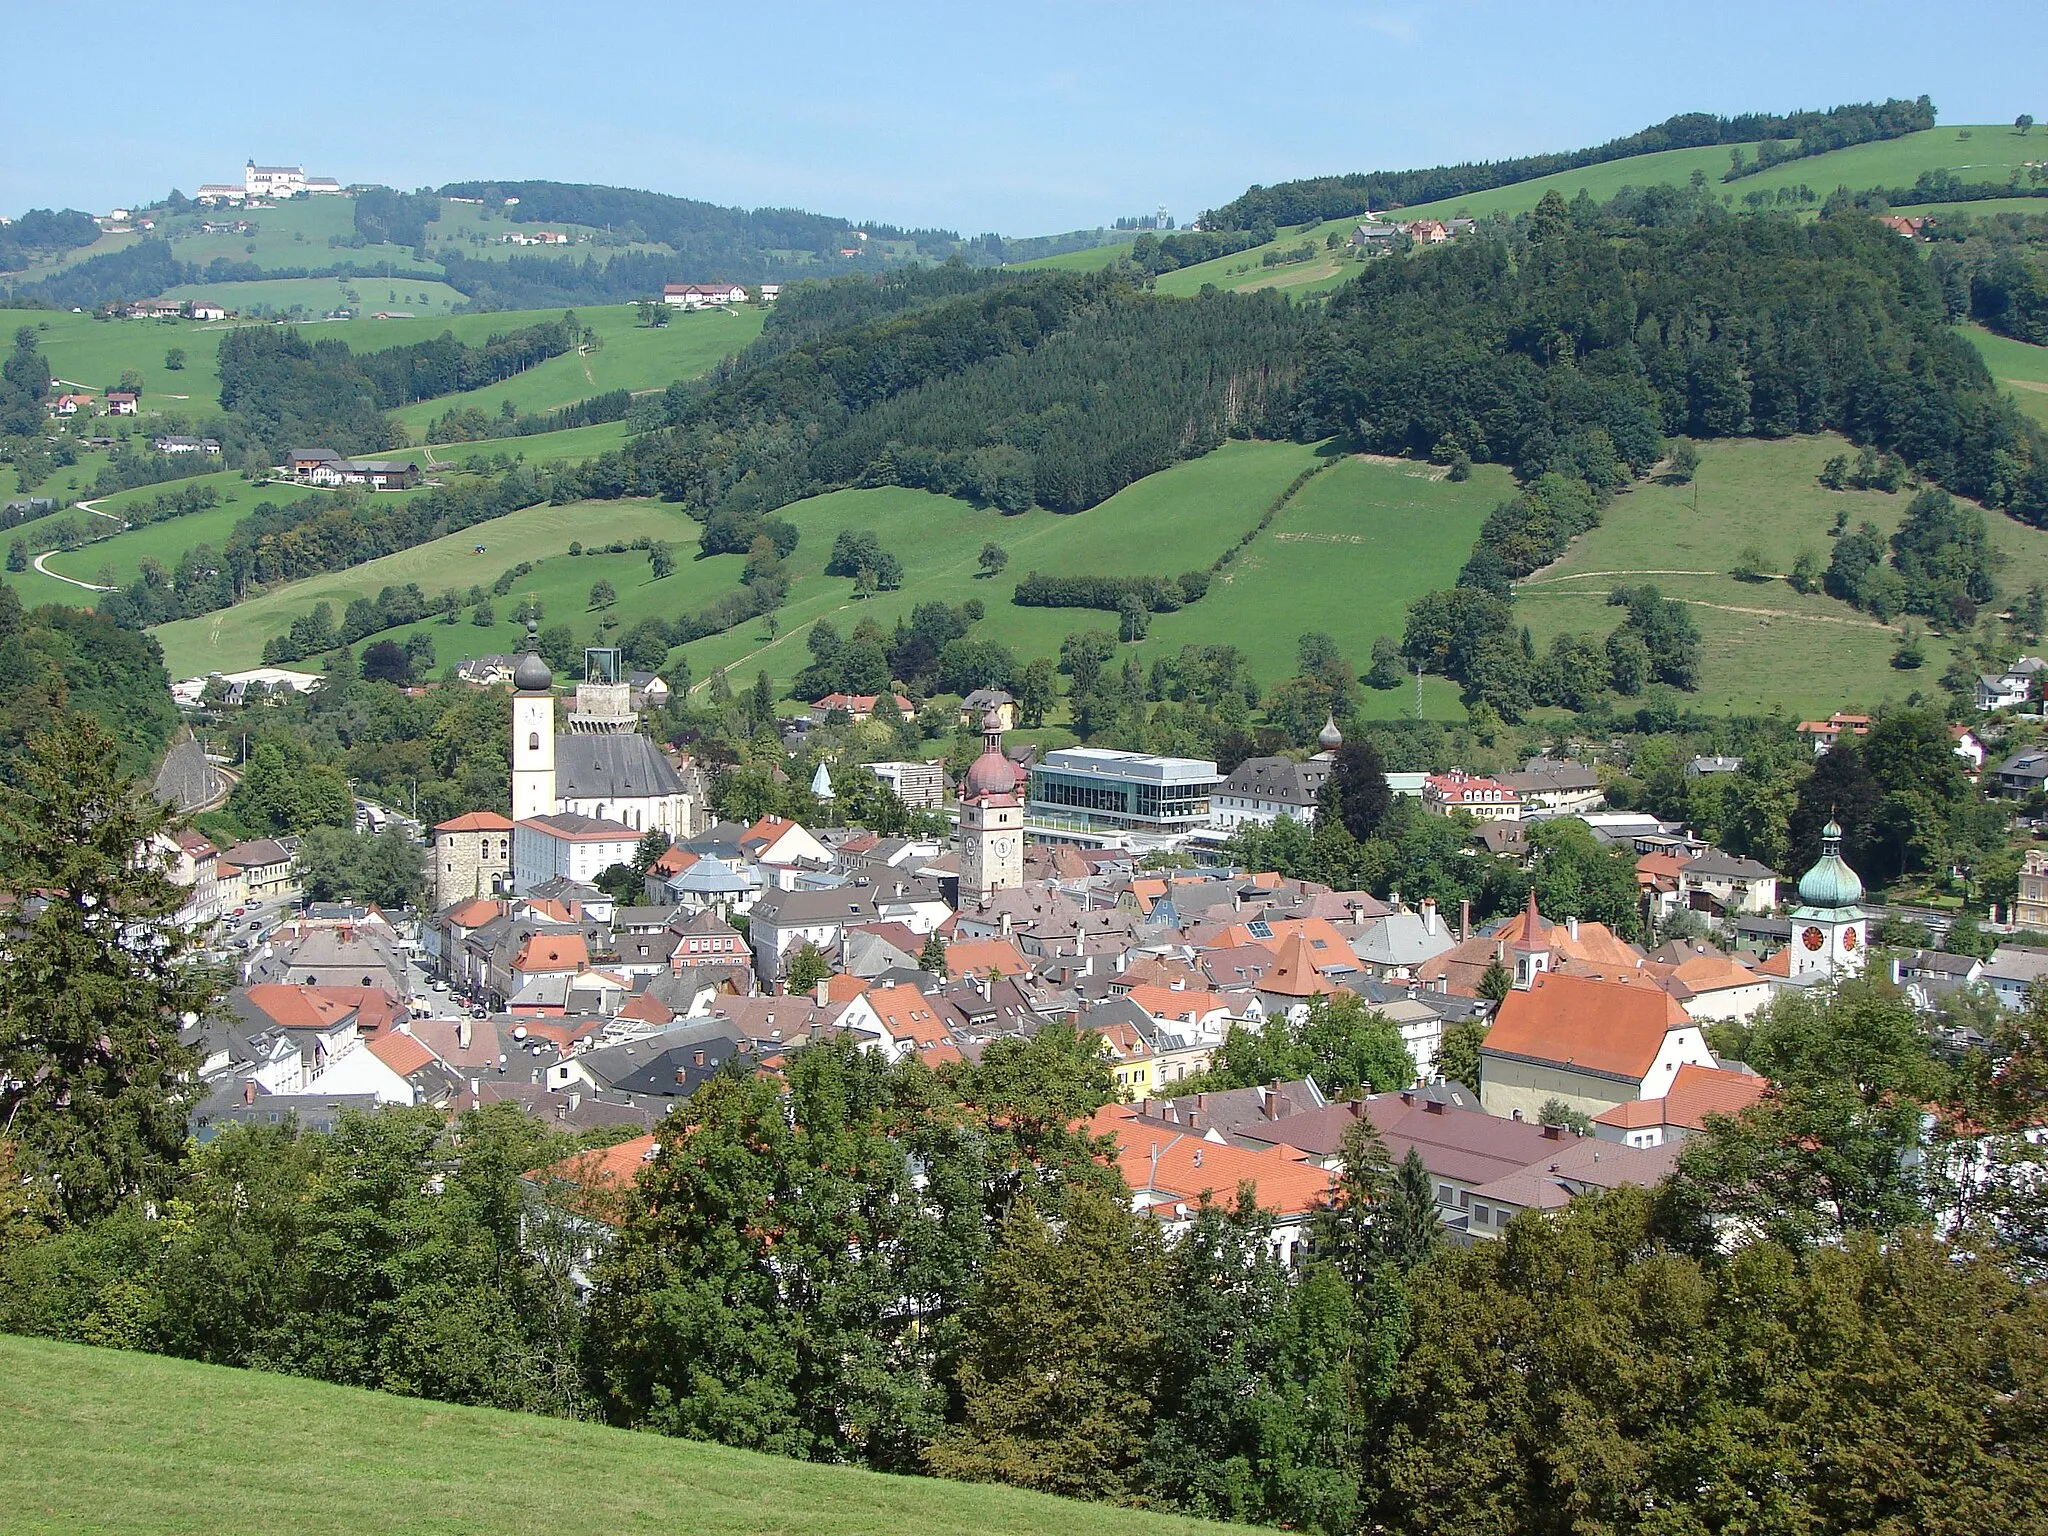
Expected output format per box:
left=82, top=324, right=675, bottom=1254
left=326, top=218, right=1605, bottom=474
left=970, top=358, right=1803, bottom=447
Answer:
left=1797, top=818, right=1864, bottom=908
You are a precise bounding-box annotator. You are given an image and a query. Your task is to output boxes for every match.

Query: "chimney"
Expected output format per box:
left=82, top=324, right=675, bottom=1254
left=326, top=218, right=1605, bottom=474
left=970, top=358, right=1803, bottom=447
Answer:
left=243, top=1080, right=255, bottom=1105
left=1541, top=1122, right=1562, bottom=1140
left=1422, top=898, right=1438, bottom=934
left=1459, top=899, right=1471, bottom=942
left=999, top=911, right=1012, bottom=938
left=814, top=978, right=830, bottom=1006
left=1567, top=916, right=1580, bottom=942
left=458, top=1018, right=472, bottom=1050
left=1424, top=1097, right=1446, bottom=1115
left=1400, top=1088, right=1415, bottom=1106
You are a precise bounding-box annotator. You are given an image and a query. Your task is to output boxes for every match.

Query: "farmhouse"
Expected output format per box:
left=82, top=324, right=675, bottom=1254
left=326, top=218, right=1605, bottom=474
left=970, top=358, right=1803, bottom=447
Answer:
left=188, top=300, right=230, bottom=321
left=51, top=393, right=95, bottom=416
left=285, top=449, right=421, bottom=490
left=661, top=282, right=750, bottom=309
left=129, top=299, right=183, bottom=319
left=153, top=435, right=221, bottom=455
left=104, top=391, right=138, bottom=415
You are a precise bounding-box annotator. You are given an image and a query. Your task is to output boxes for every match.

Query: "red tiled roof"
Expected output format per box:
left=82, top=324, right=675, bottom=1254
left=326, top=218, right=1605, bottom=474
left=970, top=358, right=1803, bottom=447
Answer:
left=1090, top=1103, right=1336, bottom=1218
left=512, top=932, right=589, bottom=973
left=367, top=1031, right=435, bottom=1077
left=436, top=812, right=514, bottom=832
left=243, top=983, right=356, bottom=1030
left=944, top=938, right=1031, bottom=980
left=1484, top=972, right=1692, bottom=1082
left=1663, top=1063, right=1768, bottom=1128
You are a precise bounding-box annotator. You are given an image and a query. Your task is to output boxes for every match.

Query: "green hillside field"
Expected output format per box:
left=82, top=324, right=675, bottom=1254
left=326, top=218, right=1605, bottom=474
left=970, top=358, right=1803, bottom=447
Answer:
left=1966, top=324, right=2048, bottom=427
left=0, top=1335, right=1246, bottom=1536
left=1513, top=432, right=2048, bottom=716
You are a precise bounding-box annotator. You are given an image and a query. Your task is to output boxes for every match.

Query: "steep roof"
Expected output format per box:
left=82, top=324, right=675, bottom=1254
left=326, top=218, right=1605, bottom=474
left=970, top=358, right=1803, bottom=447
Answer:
left=556, top=733, right=685, bottom=800
left=943, top=938, right=1032, bottom=980
left=1091, top=1103, right=1336, bottom=1218
left=1258, top=929, right=1345, bottom=998
left=1483, top=972, right=1693, bottom=1082
left=1661, top=1063, right=1768, bottom=1128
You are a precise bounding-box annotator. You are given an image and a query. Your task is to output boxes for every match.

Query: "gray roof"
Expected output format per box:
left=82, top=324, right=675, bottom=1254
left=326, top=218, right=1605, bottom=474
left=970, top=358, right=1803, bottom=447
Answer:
left=1684, top=848, right=1777, bottom=881
left=153, top=738, right=223, bottom=814
left=1218, top=754, right=1331, bottom=808
left=573, top=1019, right=750, bottom=1095
left=1998, top=749, right=2048, bottom=781
left=1984, top=945, right=2048, bottom=985
left=1350, top=911, right=1459, bottom=968
left=556, top=734, right=685, bottom=801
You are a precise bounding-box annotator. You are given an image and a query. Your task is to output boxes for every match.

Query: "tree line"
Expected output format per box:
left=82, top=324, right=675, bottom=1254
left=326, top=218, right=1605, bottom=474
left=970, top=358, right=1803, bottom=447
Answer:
left=1201, top=97, right=1935, bottom=230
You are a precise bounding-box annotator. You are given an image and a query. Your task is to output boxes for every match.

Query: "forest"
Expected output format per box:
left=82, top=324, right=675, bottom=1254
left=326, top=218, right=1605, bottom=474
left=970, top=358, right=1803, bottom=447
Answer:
left=1201, top=97, right=1936, bottom=230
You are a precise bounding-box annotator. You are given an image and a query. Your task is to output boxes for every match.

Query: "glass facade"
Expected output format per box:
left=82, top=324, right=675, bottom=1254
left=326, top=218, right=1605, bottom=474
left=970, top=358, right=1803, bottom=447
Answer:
left=1027, top=749, right=1219, bottom=833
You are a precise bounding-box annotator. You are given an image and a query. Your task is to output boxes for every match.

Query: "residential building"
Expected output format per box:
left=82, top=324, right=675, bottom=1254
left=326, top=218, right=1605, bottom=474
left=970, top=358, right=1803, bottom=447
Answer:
left=1479, top=971, right=1717, bottom=1122
left=808, top=691, right=914, bottom=724
left=1027, top=746, right=1221, bottom=838
left=1997, top=746, right=2048, bottom=799
left=1210, top=752, right=1335, bottom=831
left=1983, top=945, right=2048, bottom=1010
left=1685, top=754, right=1743, bottom=779
left=2019, top=849, right=2048, bottom=931
left=1978, top=671, right=2033, bottom=711
left=1500, top=757, right=1605, bottom=816
left=746, top=878, right=950, bottom=981
left=104, top=391, right=138, bottom=415
left=1422, top=770, right=1521, bottom=821
left=1795, top=711, right=1872, bottom=755
left=866, top=759, right=946, bottom=810
left=958, top=688, right=1018, bottom=731
left=1678, top=847, right=1779, bottom=915
left=1591, top=1062, right=1769, bottom=1149
left=512, top=814, right=641, bottom=892
left=189, top=300, right=229, bottom=322
left=218, top=838, right=295, bottom=901
left=661, top=282, right=751, bottom=308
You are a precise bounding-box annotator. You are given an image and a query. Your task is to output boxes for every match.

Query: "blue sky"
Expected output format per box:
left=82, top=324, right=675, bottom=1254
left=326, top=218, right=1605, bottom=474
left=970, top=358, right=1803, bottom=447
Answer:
left=6, top=0, right=2045, bottom=234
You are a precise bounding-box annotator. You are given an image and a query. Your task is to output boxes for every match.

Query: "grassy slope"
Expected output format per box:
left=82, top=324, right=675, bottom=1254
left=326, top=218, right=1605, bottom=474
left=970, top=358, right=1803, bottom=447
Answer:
left=388, top=305, right=765, bottom=433
left=1514, top=432, right=2048, bottom=716
left=31, top=310, right=233, bottom=407
left=0, top=1335, right=1242, bottom=1536
left=161, top=274, right=468, bottom=319
left=422, top=200, right=671, bottom=263
left=1965, top=324, right=2048, bottom=427
left=150, top=497, right=703, bottom=678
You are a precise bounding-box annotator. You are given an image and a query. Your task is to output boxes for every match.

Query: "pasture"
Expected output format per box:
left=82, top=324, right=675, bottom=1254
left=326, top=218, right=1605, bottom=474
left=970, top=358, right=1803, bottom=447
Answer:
left=0, top=1335, right=1246, bottom=1536
left=1966, top=324, right=2048, bottom=427
left=1513, top=432, right=2048, bottom=715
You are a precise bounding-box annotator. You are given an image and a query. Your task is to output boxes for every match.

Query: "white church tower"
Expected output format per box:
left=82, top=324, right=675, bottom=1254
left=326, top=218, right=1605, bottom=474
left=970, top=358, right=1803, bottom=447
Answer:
left=509, top=621, right=557, bottom=821
left=1788, top=818, right=1867, bottom=981
left=958, top=708, right=1024, bottom=906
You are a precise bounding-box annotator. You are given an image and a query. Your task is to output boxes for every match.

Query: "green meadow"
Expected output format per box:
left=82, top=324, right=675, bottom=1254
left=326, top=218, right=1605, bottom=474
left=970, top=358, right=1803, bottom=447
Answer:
left=421, top=199, right=670, bottom=263
left=0, top=1335, right=1246, bottom=1536
left=161, top=273, right=468, bottom=319
left=387, top=304, right=766, bottom=434
left=1965, top=324, right=2048, bottom=427
left=1513, top=432, right=2048, bottom=716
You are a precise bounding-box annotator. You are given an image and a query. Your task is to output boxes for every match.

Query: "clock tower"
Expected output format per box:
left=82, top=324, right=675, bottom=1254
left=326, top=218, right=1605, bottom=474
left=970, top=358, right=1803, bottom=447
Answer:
left=509, top=621, right=557, bottom=822
left=1788, top=818, right=1867, bottom=981
left=958, top=707, right=1024, bottom=906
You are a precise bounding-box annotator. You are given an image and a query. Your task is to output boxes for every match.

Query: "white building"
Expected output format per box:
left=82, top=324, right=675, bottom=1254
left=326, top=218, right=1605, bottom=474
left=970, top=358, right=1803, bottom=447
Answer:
left=512, top=814, right=641, bottom=892
left=1784, top=819, right=1867, bottom=983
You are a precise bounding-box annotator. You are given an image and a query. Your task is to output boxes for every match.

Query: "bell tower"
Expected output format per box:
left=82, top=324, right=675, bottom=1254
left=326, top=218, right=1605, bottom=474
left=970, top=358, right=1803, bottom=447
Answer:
left=510, top=621, right=557, bottom=821
left=1788, top=818, right=1867, bottom=980
left=958, top=709, right=1024, bottom=905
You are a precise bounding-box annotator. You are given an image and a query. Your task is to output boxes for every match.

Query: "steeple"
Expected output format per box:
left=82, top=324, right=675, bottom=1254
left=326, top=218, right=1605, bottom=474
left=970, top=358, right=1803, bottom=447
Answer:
left=1789, top=814, right=1867, bottom=980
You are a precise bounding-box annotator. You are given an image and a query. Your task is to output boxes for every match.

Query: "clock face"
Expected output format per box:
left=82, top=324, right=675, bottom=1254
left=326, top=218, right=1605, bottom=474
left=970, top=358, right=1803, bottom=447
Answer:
left=992, top=837, right=1014, bottom=858
left=1840, top=926, right=1858, bottom=952
left=1801, top=925, right=1826, bottom=952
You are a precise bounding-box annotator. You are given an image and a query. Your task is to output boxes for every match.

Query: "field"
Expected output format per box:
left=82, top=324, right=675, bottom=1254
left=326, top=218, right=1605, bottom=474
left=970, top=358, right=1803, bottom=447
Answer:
left=1014, top=237, right=1139, bottom=271
left=422, top=199, right=671, bottom=263
left=162, top=273, right=469, bottom=320
left=0, top=1335, right=1243, bottom=1536
left=1966, top=325, right=2048, bottom=426
left=386, top=304, right=766, bottom=433
left=1513, top=432, right=2048, bottom=716
left=149, top=498, right=706, bottom=678
left=26, top=310, right=236, bottom=409
left=157, top=194, right=439, bottom=276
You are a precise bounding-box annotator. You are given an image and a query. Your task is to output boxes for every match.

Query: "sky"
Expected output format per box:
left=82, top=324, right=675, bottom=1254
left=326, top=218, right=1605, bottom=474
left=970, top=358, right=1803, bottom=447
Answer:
left=6, top=0, right=2046, bottom=234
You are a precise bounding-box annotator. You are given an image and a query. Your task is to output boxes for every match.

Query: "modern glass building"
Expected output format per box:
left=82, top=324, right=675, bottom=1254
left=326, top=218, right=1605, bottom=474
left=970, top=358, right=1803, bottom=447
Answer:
left=1027, top=747, right=1221, bottom=836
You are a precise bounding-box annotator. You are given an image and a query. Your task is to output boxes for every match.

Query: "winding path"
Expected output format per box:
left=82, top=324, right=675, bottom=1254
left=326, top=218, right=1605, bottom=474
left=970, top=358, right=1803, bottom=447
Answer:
left=26, top=498, right=128, bottom=590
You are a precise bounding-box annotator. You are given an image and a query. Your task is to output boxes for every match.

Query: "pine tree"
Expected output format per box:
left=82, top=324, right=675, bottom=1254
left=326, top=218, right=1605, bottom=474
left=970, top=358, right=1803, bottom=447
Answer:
left=918, top=933, right=948, bottom=973
left=0, top=717, right=210, bottom=1224
left=1477, top=957, right=1513, bottom=1004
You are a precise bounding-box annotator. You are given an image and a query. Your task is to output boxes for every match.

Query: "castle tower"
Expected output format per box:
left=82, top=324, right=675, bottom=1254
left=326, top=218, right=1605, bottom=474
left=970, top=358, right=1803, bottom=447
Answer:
left=510, top=621, right=557, bottom=821
left=958, top=708, right=1024, bottom=905
left=566, top=646, right=635, bottom=735
left=1788, top=818, right=1867, bottom=981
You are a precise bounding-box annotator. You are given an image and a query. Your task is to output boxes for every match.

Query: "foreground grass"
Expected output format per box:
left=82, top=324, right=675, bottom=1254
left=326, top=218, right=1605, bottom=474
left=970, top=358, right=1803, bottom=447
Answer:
left=0, top=1335, right=1248, bottom=1536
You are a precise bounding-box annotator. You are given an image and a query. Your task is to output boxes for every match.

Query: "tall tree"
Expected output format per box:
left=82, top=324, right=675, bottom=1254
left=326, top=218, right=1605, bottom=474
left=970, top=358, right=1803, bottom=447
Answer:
left=0, top=718, right=209, bottom=1224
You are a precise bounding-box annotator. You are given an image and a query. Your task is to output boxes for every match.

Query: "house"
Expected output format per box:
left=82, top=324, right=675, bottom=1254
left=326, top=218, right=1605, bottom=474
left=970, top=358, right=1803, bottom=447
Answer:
left=1592, top=1062, right=1768, bottom=1148
left=51, top=393, right=94, bottom=416
left=865, top=760, right=947, bottom=811
left=1952, top=727, right=1987, bottom=773
left=1677, top=847, right=1779, bottom=916
left=1994, top=747, right=2048, bottom=799
left=1210, top=753, right=1335, bottom=831
left=1347, top=218, right=1402, bottom=253
left=809, top=692, right=914, bottom=724
left=1983, top=944, right=2048, bottom=1010
left=455, top=654, right=521, bottom=687
left=1479, top=971, right=1718, bottom=1122
left=288, top=448, right=348, bottom=481
left=959, top=689, right=1017, bottom=731
left=189, top=300, right=230, bottom=322
left=1349, top=903, right=1459, bottom=979
left=218, top=838, right=296, bottom=901
left=2018, top=849, right=2048, bottom=931
left=1404, top=218, right=1450, bottom=244
left=1422, top=770, right=1521, bottom=821
left=511, top=813, right=641, bottom=892
left=152, top=435, right=221, bottom=455
left=1795, top=711, right=1872, bottom=755
left=746, top=878, right=950, bottom=981
left=1499, top=757, right=1604, bottom=817
left=1977, top=671, right=2032, bottom=711
left=350, top=457, right=422, bottom=491
left=1875, top=214, right=1928, bottom=238
left=1685, top=754, right=1743, bottom=779
left=159, top=828, right=221, bottom=926
left=130, top=299, right=183, bottom=319
left=661, top=282, right=750, bottom=309
left=1418, top=890, right=1642, bottom=996
left=104, top=391, right=138, bottom=415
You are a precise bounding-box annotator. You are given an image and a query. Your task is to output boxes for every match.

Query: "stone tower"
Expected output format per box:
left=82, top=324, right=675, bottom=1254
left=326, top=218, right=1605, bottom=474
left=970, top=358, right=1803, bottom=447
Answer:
left=958, top=708, right=1024, bottom=905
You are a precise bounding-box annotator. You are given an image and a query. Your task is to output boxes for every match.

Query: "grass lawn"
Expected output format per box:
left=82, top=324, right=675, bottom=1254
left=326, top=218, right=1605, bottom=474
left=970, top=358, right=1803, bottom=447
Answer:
left=1964, top=324, right=2048, bottom=427
left=1013, top=238, right=1138, bottom=272
left=28, top=310, right=239, bottom=409
left=156, top=194, right=439, bottom=277
left=388, top=306, right=765, bottom=434
left=150, top=499, right=705, bottom=678
left=422, top=200, right=669, bottom=264
left=1512, top=432, right=2048, bottom=715
left=0, top=1335, right=1245, bottom=1536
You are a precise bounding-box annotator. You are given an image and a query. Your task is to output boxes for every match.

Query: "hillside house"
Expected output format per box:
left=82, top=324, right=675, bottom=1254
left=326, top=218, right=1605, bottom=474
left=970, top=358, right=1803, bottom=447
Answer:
left=152, top=435, right=221, bottom=455
left=1422, top=770, right=1521, bottom=821
left=1795, top=711, right=1872, bottom=755
left=1347, top=218, right=1402, bottom=253
left=189, top=300, right=230, bottom=321
left=104, top=391, right=138, bottom=415
left=51, top=393, right=94, bottom=416
left=662, top=282, right=750, bottom=308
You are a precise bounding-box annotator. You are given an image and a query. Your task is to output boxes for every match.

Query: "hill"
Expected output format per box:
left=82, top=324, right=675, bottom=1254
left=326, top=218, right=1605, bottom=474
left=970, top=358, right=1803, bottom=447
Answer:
left=1514, top=432, right=2048, bottom=715
left=0, top=1335, right=1247, bottom=1536
left=1968, top=324, right=2048, bottom=427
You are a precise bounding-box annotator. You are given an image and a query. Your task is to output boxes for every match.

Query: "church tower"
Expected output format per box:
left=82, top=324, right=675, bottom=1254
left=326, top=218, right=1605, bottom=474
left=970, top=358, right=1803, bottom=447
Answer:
left=958, top=708, right=1024, bottom=906
left=1788, top=818, right=1867, bottom=981
left=510, top=621, right=557, bottom=821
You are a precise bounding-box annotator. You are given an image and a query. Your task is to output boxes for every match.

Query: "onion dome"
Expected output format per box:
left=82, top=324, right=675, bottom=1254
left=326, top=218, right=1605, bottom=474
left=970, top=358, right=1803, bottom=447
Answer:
left=513, top=619, right=553, bottom=693
left=1796, top=818, right=1865, bottom=909
left=964, top=747, right=1019, bottom=799
left=1318, top=714, right=1343, bottom=752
